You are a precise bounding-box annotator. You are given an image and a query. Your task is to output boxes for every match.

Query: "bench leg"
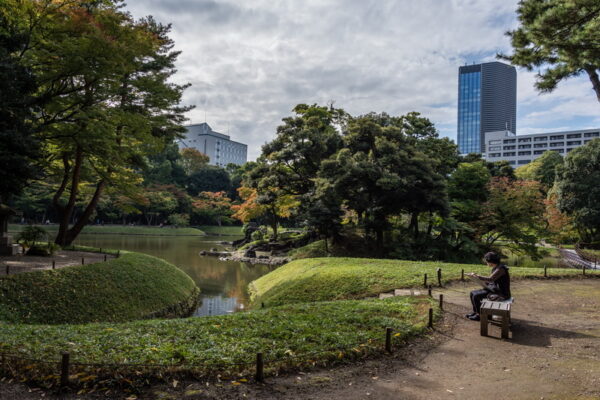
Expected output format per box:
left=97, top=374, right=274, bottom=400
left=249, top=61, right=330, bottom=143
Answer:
left=501, top=314, right=510, bottom=339
left=480, top=311, right=489, bottom=336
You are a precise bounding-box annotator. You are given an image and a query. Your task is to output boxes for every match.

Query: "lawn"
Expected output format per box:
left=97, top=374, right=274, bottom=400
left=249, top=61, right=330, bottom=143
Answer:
left=249, top=257, right=600, bottom=307
left=8, top=224, right=206, bottom=236
left=196, top=225, right=243, bottom=236
left=0, top=252, right=199, bottom=324
left=0, top=296, right=435, bottom=380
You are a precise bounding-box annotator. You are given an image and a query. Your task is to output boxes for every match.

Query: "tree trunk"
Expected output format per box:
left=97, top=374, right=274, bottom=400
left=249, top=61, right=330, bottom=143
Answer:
left=55, top=148, right=83, bottom=246
left=409, top=212, right=419, bottom=239
left=62, top=180, right=106, bottom=244
left=585, top=66, right=600, bottom=103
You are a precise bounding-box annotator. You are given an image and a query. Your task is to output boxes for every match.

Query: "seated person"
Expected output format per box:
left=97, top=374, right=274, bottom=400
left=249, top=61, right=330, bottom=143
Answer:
left=466, top=251, right=511, bottom=321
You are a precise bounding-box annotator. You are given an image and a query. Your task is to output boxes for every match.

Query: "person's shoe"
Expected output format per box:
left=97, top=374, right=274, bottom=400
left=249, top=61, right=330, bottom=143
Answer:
left=468, top=314, right=480, bottom=321
left=465, top=312, right=476, bottom=318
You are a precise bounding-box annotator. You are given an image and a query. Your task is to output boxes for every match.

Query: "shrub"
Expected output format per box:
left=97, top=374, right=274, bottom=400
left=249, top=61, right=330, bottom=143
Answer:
left=167, top=213, right=190, bottom=227
left=15, top=226, right=48, bottom=254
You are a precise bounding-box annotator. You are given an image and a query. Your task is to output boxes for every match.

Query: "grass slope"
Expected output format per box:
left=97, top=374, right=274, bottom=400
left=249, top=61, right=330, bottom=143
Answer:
left=8, top=224, right=205, bottom=236
left=0, top=296, right=434, bottom=375
left=250, top=257, right=600, bottom=307
left=196, top=225, right=243, bottom=236
left=0, top=252, right=199, bottom=324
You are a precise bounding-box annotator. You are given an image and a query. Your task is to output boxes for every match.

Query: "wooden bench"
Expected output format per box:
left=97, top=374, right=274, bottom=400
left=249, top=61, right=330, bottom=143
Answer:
left=480, top=298, right=513, bottom=339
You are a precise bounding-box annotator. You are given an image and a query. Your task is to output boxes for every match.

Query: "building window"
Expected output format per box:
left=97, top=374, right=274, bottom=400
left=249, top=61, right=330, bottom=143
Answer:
left=509, top=160, right=516, bottom=165
left=489, top=140, right=502, bottom=145
left=489, top=153, right=501, bottom=157
left=518, top=160, right=530, bottom=165
left=503, top=145, right=515, bottom=150
left=567, top=141, right=581, bottom=146
left=550, top=142, right=564, bottom=147
left=518, top=138, right=531, bottom=143
left=489, top=146, right=501, bottom=151
left=534, top=150, right=545, bottom=155
left=503, top=139, right=516, bottom=144
left=566, top=133, right=582, bottom=139
left=550, top=149, right=564, bottom=153
left=584, top=132, right=599, bottom=138
left=518, top=151, right=531, bottom=156
left=533, top=136, right=548, bottom=142
left=503, top=152, right=516, bottom=157
left=534, top=143, right=548, bottom=148
left=518, top=144, right=531, bottom=149
left=550, top=135, right=564, bottom=140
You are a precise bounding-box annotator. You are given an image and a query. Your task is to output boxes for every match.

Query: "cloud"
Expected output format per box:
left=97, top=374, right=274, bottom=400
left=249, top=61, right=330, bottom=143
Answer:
left=124, top=0, right=599, bottom=160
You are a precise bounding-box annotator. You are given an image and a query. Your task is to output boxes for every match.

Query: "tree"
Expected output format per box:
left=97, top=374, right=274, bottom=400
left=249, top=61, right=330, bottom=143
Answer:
left=447, top=161, right=491, bottom=224
left=180, top=148, right=209, bottom=175
left=476, top=177, right=546, bottom=257
left=191, top=191, right=233, bottom=226
left=501, top=0, right=600, bottom=103
left=0, top=9, right=40, bottom=203
left=187, top=166, right=231, bottom=195
left=13, top=1, right=191, bottom=245
left=139, top=189, right=178, bottom=226
left=515, top=150, right=563, bottom=188
left=143, top=143, right=187, bottom=186
left=554, top=138, right=600, bottom=242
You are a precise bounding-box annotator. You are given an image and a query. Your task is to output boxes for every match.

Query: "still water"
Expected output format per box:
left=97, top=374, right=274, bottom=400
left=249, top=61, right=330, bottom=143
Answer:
left=72, top=234, right=272, bottom=316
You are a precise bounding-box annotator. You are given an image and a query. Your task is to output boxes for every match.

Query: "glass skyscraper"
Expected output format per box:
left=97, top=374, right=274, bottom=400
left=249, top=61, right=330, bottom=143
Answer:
left=457, top=62, right=517, bottom=154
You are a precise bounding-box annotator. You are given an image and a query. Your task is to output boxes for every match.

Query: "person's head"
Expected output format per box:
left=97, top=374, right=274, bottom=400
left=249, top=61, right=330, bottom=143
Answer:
left=483, top=251, right=501, bottom=267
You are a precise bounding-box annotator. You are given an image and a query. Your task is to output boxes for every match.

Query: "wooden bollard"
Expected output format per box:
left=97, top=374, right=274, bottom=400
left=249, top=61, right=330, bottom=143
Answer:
left=100, top=248, right=102, bottom=254
left=437, top=268, right=442, bottom=287
left=385, top=327, right=392, bottom=353
left=461, top=269, right=464, bottom=281
left=60, top=352, right=70, bottom=388
left=423, top=273, right=428, bottom=288
left=117, top=250, right=121, bottom=258
left=428, top=308, right=433, bottom=328
left=81, top=257, right=85, bottom=265
left=52, top=260, right=56, bottom=270
left=583, top=265, right=586, bottom=275
left=5, top=265, right=8, bottom=275
left=544, top=265, right=547, bottom=278
left=104, top=254, right=107, bottom=262
left=439, top=294, right=444, bottom=310
left=427, top=285, right=432, bottom=297
left=255, top=352, right=264, bottom=382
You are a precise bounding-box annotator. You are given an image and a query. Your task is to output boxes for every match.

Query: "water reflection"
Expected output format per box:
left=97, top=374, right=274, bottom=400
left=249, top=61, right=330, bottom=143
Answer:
left=72, top=234, right=272, bottom=316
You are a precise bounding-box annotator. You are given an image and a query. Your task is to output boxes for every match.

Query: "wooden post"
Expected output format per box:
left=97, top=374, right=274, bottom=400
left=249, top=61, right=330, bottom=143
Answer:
left=5, top=265, right=8, bottom=275
left=100, top=248, right=102, bottom=254
left=461, top=269, right=464, bottom=281
left=117, top=250, right=120, bottom=258
left=385, top=327, right=392, bottom=353
left=428, top=308, right=433, bottom=328
left=427, top=285, right=432, bottom=297
left=104, top=254, right=107, bottom=262
left=544, top=265, right=547, bottom=278
left=60, top=352, right=70, bottom=389
left=583, top=265, right=586, bottom=275
left=439, top=294, right=444, bottom=310
left=437, top=268, right=442, bottom=287
left=52, top=260, right=56, bottom=270
left=255, top=352, right=264, bottom=382
left=81, top=257, right=84, bottom=265
left=261, top=302, right=265, bottom=309
left=423, top=273, right=428, bottom=288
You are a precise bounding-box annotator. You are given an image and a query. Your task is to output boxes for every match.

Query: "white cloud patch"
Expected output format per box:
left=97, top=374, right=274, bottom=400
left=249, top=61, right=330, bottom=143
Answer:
left=124, top=0, right=600, bottom=159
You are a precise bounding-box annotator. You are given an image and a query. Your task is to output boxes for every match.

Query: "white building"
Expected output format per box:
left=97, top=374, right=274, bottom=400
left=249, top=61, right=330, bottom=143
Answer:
left=178, top=123, right=247, bottom=167
left=484, top=128, right=600, bottom=166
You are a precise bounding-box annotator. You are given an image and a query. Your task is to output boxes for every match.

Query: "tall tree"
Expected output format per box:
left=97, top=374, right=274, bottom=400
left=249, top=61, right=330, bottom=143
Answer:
left=501, top=0, right=600, bottom=103
left=14, top=1, right=191, bottom=245
left=554, top=138, right=600, bottom=242
left=515, top=150, right=563, bottom=188
left=180, top=148, right=209, bottom=175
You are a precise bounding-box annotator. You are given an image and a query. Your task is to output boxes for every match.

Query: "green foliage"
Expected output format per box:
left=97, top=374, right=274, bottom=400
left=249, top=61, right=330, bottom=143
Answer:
left=501, top=0, right=600, bottom=102
left=167, top=213, right=190, bottom=227
left=15, top=226, right=48, bottom=252
left=515, top=150, right=563, bottom=188
left=9, top=224, right=205, bottom=236
left=187, top=166, right=231, bottom=195
left=250, top=257, right=600, bottom=307
left=27, top=242, right=60, bottom=257
left=0, top=252, right=199, bottom=324
left=0, top=296, right=434, bottom=373
left=554, top=138, right=600, bottom=242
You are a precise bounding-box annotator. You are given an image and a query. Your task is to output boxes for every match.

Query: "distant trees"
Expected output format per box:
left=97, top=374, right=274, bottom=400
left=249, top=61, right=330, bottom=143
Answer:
left=501, top=0, right=600, bottom=103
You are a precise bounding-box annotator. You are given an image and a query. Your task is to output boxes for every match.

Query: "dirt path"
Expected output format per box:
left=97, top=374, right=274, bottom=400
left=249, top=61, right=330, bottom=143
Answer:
left=2, top=279, right=599, bottom=399
left=0, top=250, right=115, bottom=275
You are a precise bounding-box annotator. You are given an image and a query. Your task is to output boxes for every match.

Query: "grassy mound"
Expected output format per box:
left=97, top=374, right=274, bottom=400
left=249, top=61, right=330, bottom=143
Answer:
left=250, top=257, right=600, bottom=307
left=0, top=252, right=199, bottom=324
left=8, top=224, right=205, bottom=236
left=0, top=296, right=434, bottom=377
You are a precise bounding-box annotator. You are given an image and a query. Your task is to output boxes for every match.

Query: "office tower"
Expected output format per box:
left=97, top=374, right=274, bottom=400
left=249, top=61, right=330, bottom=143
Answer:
left=178, top=123, right=248, bottom=167
left=457, top=61, right=517, bottom=154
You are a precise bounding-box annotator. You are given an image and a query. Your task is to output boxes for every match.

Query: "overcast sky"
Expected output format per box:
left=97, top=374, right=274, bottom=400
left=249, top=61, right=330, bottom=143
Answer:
left=126, top=0, right=600, bottom=160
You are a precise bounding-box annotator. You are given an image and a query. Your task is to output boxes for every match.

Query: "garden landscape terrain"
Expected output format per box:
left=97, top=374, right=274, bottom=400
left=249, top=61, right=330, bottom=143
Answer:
left=2, top=0, right=600, bottom=399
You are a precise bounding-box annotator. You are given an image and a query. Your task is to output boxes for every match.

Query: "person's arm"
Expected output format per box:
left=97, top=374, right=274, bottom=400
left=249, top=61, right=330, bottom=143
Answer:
left=475, top=267, right=505, bottom=282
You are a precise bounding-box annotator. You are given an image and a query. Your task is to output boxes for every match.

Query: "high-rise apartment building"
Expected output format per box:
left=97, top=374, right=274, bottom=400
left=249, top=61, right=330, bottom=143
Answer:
left=178, top=123, right=247, bottom=167
left=457, top=61, right=517, bottom=154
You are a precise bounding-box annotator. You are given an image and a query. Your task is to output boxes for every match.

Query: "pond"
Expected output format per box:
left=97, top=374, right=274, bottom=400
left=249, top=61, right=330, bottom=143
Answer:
left=72, top=234, right=272, bottom=316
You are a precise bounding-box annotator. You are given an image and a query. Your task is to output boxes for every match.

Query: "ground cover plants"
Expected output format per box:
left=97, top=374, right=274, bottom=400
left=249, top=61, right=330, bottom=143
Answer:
left=249, top=257, right=600, bottom=307
left=0, top=252, right=199, bottom=324
left=0, top=296, right=435, bottom=385
left=8, top=224, right=206, bottom=236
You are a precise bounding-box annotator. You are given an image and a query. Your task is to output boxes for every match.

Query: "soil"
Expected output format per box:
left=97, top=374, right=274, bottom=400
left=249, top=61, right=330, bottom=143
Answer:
left=1, top=279, right=599, bottom=400
left=0, top=250, right=116, bottom=275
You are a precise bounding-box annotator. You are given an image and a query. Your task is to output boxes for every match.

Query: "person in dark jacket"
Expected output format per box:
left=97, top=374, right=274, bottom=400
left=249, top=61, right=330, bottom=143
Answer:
left=466, top=251, right=511, bottom=321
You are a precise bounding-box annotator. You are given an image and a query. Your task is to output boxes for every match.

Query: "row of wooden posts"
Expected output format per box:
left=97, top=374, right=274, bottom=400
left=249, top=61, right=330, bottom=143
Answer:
left=3, top=250, right=119, bottom=276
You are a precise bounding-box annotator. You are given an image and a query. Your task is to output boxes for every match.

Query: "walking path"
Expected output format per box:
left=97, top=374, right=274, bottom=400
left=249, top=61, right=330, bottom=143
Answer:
left=560, top=248, right=597, bottom=269
left=0, top=251, right=115, bottom=276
